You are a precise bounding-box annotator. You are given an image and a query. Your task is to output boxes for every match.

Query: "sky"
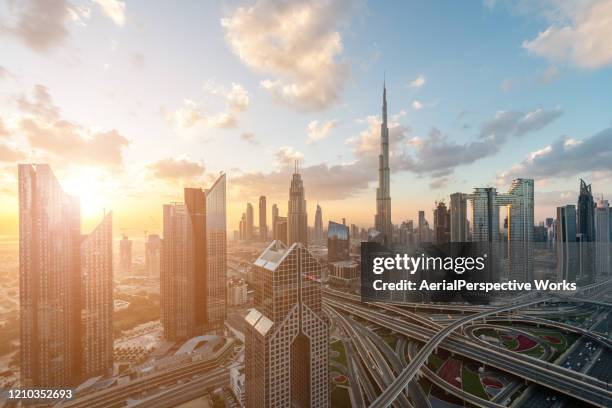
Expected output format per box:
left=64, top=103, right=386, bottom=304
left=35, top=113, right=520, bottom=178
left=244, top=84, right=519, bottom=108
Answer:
left=0, top=0, right=611, bottom=240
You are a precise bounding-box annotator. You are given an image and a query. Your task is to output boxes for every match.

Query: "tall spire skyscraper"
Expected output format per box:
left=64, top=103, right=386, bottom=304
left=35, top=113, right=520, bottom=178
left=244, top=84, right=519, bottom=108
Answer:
left=375, top=81, right=392, bottom=243
left=288, top=162, right=308, bottom=246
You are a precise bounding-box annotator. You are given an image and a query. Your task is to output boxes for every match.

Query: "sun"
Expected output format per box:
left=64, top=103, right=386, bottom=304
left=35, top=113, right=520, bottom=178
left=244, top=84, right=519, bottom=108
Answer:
left=61, top=166, right=117, bottom=224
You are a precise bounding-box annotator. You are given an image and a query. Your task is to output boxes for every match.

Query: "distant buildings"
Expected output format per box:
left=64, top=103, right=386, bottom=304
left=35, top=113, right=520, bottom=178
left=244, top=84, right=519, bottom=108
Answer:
left=259, top=195, right=267, bottom=240
left=313, top=204, right=324, bottom=244
left=418, top=210, right=430, bottom=244
left=287, top=165, right=308, bottom=246
left=246, top=202, right=254, bottom=241
left=327, top=221, right=349, bottom=262
left=161, top=174, right=227, bottom=340
left=328, top=260, right=360, bottom=288
left=271, top=203, right=279, bottom=240
left=433, top=201, right=450, bottom=244
left=245, top=241, right=329, bottom=407
left=145, top=234, right=161, bottom=278
left=119, top=234, right=133, bottom=275
left=375, top=83, right=393, bottom=243
left=18, top=164, right=113, bottom=387
left=450, top=193, right=468, bottom=242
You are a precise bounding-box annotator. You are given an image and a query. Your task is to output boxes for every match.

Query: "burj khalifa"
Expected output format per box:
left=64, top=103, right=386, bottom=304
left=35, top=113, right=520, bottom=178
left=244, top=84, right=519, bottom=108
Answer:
left=375, top=82, right=392, bottom=243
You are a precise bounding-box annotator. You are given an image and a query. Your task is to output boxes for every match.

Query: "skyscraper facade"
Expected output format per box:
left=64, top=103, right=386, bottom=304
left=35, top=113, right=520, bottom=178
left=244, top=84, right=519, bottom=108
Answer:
left=577, top=179, right=596, bottom=283
left=450, top=192, right=468, bottom=242
left=19, top=164, right=81, bottom=387
left=205, top=174, right=227, bottom=331
left=274, top=216, right=288, bottom=245
left=245, top=241, right=329, bottom=408
left=327, top=221, right=350, bottom=262
left=314, top=204, right=323, bottom=244
left=375, top=83, right=392, bottom=243
left=433, top=201, right=450, bottom=244
left=595, top=198, right=610, bottom=277
left=557, top=205, right=577, bottom=282
left=287, top=167, right=308, bottom=246
left=246, top=203, right=254, bottom=241
left=271, top=203, right=279, bottom=240
left=500, top=178, right=534, bottom=281
left=259, top=195, right=267, bottom=240
left=80, top=211, right=113, bottom=379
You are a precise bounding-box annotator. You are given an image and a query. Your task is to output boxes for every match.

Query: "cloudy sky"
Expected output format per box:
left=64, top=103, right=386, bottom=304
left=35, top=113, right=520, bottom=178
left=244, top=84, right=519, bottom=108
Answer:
left=1, top=0, right=611, bottom=238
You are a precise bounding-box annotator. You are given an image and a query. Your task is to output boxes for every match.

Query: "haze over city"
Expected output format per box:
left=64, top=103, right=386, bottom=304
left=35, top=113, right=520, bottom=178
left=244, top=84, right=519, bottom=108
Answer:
left=1, top=0, right=611, bottom=240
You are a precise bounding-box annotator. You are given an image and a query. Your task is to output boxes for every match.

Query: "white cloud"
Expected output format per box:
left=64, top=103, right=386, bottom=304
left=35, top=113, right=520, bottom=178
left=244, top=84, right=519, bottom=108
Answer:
left=221, top=0, right=356, bottom=111
left=412, top=100, right=423, bottom=110
left=409, top=74, right=426, bottom=88
left=522, top=0, right=612, bottom=69
left=306, top=119, right=338, bottom=144
left=275, top=146, right=304, bottom=167
left=92, top=0, right=126, bottom=26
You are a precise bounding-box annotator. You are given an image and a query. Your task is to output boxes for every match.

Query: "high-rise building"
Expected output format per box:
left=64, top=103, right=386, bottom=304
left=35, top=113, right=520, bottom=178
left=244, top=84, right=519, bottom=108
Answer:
left=499, top=178, right=534, bottom=281
left=314, top=204, right=323, bottom=244
left=271, top=204, right=279, bottom=240
left=557, top=205, right=577, bottom=282
left=239, top=213, right=247, bottom=240
left=245, top=241, right=329, bottom=408
left=19, top=164, right=81, bottom=387
left=287, top=165, right=308, bottom=246
left=375, top=83, right=392, bottom=243
left=246, top=203, right=254, bottom=241
left=417, top=210, right=430, bottom=244
left=328, top=221, right=350, bottom=262
left=205, top=173, right=227, bottom=330
left=595, top=198, right=610, bottom=277
left=145, top=234, right=161, bottom=278
left=119, top=234, right=132, bottom=275
left=577, top=179, right=596, bottom=283
left=274, top=216, right=288, bottom=245
left=162, top=182, right=223, bottom=340
left=259, top=195, right=267, bottom=240
left=80, top=211, right=113, bottom=379
left=450, top=193, right=468, bottom=242
left=433, top=201, right=450, bottom=244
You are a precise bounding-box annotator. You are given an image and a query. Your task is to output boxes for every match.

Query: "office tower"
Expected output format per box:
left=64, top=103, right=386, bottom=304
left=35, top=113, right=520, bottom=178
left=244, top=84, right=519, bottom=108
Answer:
left=161, top=186, right=211, bottom=340
left=274, top=217, right=288, bottom=245
left=287, top=165, right=308, bottom=246
left=350, top=224, right=359, bottom=239
left=470, top=188, right=499, bottom=243
left=328, top=221, right=350, bottom=262
left=271, top=204, right=279, bottom=240
left=18, top=164, right=81, bottom=387
left=533, top=224, right=547, bottom=242
left=375, top=82, right=392, bottom=243
left=259, top=195, right=267, bottom=240
left=399, top=220, right=416, bottom=248
left=557, top=205, right=577, bottom=282
left=314, top=204, right=323, bottom=244
left=595, top=198, right=610, bottom=277
left=205, top=173, right=227, bottom=330
left=433, top=201, right=450, bottom=244
left=245, top=241, right=329, bottom=408
left=119, top=234, right=132, bottom=275
left=145, top=234, right=161, bottom=278
left=417, top=210, right=430, bottom=244
left=500, top=179, right=534, bottom=281
left=239, top=213, right=247, bottom=240
left=246, top=203, right=254, bottom=241
left=80, top=211, right=113, bottom=379
left=546, top=217, right=556, bottom=249
left=577, top=179, right=596, bottom=283
left=450, top=193, right=468, bottom=242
